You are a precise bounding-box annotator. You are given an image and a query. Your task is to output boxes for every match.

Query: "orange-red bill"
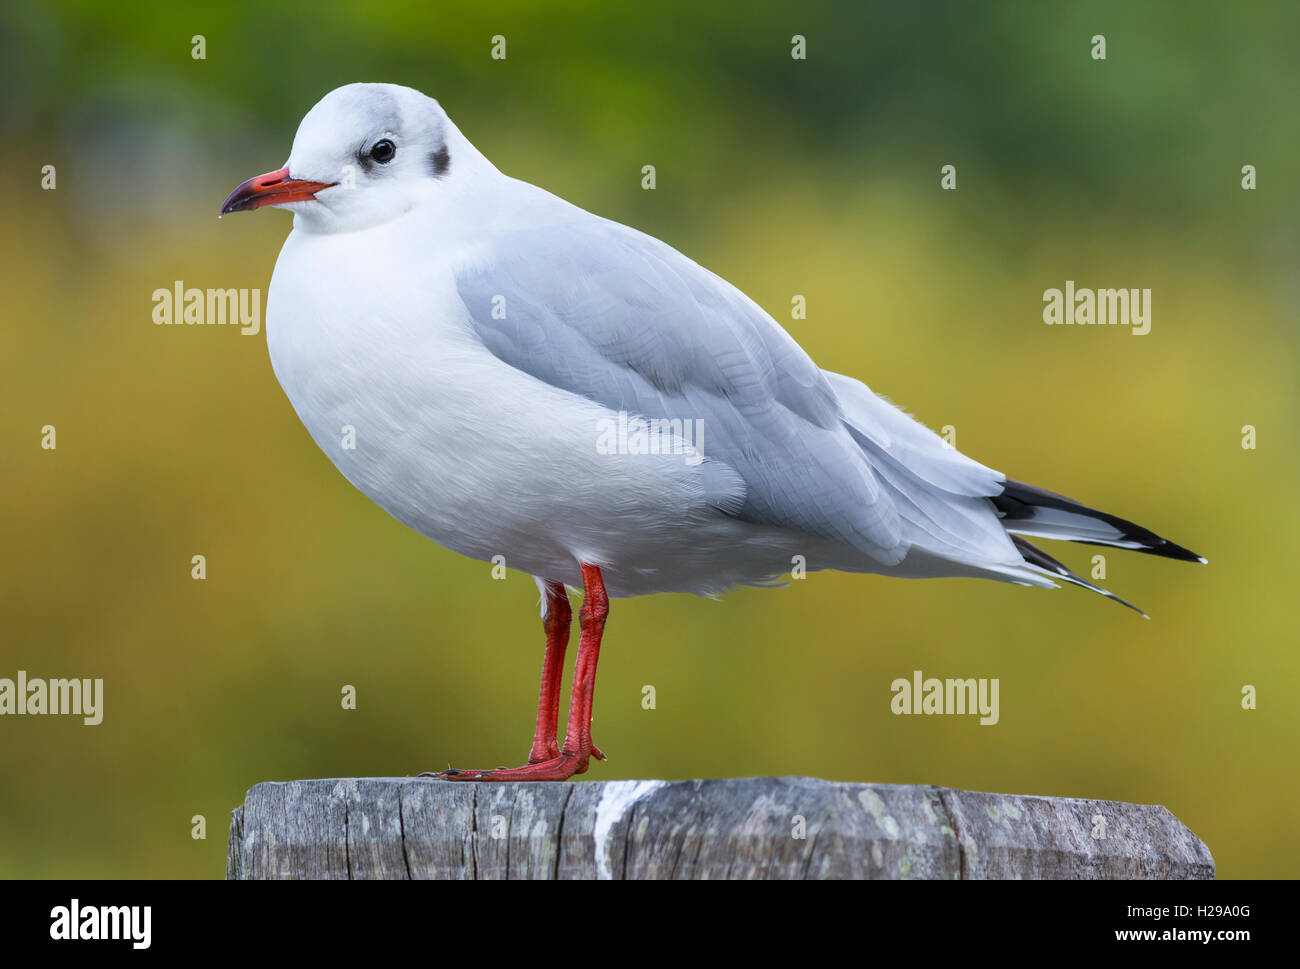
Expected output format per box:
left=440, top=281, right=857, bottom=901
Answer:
left=220, top=167, right=337, bottom=215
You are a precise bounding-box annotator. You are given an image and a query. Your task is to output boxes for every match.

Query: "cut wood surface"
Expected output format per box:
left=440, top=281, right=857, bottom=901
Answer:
left=226, top=776, right=1213, bottom=880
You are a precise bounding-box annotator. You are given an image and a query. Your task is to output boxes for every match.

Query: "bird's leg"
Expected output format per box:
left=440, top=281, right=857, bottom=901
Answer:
left=566, top=564, right=608, bottom=764
left=427, top=564, right=608, bottom=782
left=528, top=580, right=571, bottom=764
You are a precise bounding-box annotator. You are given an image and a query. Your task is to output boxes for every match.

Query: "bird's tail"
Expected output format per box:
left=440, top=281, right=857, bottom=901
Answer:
left=993, top=479, right=1205, bottom=615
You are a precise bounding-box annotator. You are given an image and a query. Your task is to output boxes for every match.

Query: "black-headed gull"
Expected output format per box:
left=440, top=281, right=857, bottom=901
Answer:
left=221, top=83, right=1204, bottom=781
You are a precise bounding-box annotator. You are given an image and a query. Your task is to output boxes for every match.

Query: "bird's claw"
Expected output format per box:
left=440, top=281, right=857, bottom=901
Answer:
left=419, top=750, right=599, bottom=782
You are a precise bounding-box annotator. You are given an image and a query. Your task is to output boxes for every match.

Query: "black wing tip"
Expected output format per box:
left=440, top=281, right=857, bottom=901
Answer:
left=1010, top=535, right=1149, bottom=618
left=998, top=479, right=1205, bottom=565
left=1082, top=580, right=1150, bottom=618
left=1074, top=537, right=1207, bottom=564
left=1133, top=540, right=1207, bottom=565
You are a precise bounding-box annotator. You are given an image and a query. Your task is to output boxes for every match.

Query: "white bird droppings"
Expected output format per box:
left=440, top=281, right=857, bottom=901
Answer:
left=593, top=780, right=665, bottom=880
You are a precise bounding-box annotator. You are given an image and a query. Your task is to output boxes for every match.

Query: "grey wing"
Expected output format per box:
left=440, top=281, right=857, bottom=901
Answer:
left=823, top=370, right=1023, bottom=569
left=454, top=216, right=908, bottom=564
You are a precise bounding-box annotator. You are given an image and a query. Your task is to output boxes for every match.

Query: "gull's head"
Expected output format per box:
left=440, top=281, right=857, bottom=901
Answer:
left=220, top=83, right=474, bottom=233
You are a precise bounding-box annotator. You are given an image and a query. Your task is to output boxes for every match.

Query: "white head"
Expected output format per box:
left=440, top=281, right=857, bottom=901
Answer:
left=221, top=83, right=487, bottom=234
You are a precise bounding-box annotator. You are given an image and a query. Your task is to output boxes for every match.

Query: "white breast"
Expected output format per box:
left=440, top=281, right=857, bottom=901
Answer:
left=263, top=219, right=797, bottom=597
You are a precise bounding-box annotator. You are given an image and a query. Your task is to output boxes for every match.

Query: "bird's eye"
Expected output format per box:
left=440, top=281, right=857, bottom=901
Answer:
left=370, top=139, right=396, bottom=163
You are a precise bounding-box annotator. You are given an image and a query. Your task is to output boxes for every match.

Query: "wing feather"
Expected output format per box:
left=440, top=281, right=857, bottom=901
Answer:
left=455, top=216, right=907, bottom=563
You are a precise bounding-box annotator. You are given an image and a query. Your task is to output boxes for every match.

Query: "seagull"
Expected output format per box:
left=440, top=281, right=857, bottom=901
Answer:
left=221, top=83, right=1204, bottom=781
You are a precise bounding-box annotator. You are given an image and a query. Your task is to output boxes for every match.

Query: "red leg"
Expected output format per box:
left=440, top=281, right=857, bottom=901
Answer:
left=528, top=580, right=571, bottom=764
left=567, top=564, right=607, bottom=764
left=428, top=564, right=609, bottom=782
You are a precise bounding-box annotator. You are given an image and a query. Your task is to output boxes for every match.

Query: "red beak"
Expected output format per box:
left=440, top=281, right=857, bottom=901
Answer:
left=220, top=166, right=337, bottom=215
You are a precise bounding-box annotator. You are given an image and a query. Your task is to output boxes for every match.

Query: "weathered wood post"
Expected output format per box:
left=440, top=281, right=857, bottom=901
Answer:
left=227, top=777, right=1213, bottom=879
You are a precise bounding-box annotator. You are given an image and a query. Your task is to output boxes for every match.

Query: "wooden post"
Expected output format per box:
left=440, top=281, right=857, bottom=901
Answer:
left=226, top=777, right=1213, bottom=879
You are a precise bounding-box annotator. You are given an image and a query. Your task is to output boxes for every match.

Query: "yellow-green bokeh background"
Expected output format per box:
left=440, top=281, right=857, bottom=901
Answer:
left=2, top=1, right=1296, bottom=878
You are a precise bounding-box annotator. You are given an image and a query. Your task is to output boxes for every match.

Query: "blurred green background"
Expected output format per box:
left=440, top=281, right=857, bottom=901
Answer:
left=2, top=0, right=1297, bottom=879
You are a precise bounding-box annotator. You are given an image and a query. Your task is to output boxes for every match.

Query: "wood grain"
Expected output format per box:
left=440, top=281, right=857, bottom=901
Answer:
left=227, top=777, right=1214, bottom=880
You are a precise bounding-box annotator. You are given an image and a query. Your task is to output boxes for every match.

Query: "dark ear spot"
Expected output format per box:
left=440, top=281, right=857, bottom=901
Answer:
left=431, top=145, right=451, bottom=177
